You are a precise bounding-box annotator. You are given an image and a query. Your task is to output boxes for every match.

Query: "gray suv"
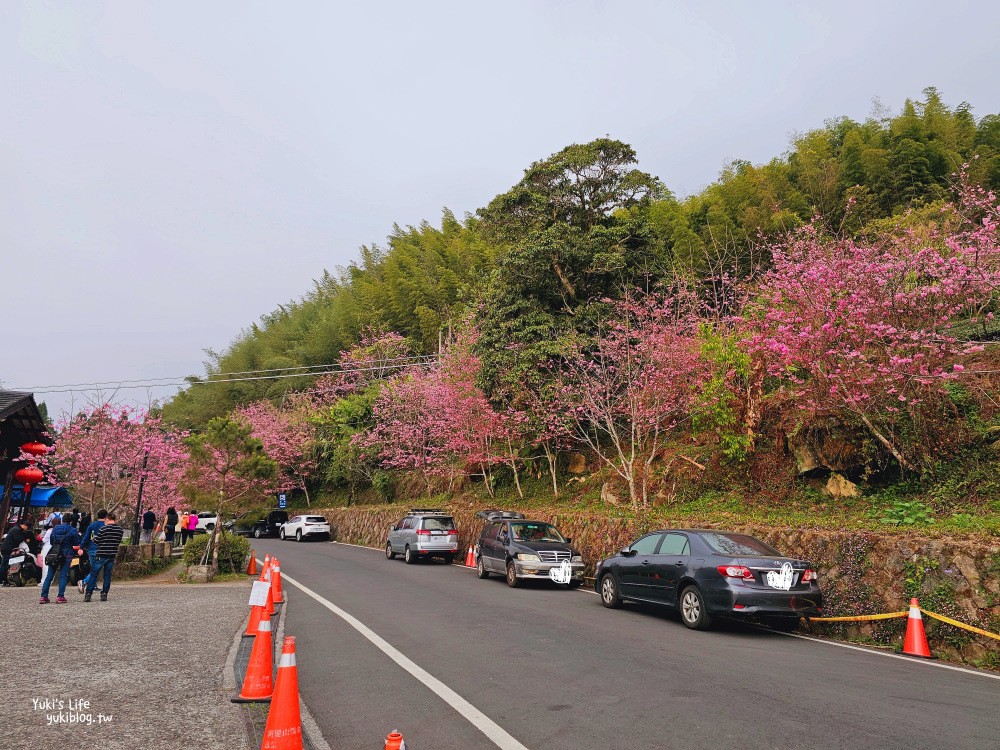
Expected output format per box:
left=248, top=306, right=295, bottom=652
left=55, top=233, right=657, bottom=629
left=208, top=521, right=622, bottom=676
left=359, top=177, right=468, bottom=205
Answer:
left=475, top=510, right=584, bottom=588
left=385, top=509, right=459, bottom=564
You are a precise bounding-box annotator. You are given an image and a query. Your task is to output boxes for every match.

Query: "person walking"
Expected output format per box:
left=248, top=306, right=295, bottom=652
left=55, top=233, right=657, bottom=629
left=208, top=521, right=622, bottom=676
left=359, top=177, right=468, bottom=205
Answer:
left=140, top=509, right=156, bottom=544
left=77, top=509, right=107, bottom=594
left=85, top=512, right=124, bottom=602
left=179, top=511, right=188, bottom=546
left=163, top=507, right=178, bottom=545
left=184, top=510, right=198, bottom=544
left=40, top=518, right=82, bottom=603
left=38, top=513, right=61, bottom=584
left=1, top=519, right=33, bottom=587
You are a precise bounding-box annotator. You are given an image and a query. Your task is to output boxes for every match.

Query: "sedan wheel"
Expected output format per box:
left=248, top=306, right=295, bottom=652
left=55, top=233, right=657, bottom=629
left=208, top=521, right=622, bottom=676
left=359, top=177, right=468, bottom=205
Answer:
left=296, top=530, right=303, bottom=542
left=476, top=555, right=489, bottom=579
left=680, top=585, right=712, bottom=630
left=385, top=542, right=396, bottom=560
left=600, top=574, right=621, bottom=608
left=254, top=528, right=262, bottom=539
left=279, top=529, right=285, bottom=540
left=505, top=561, right=520, bottom=588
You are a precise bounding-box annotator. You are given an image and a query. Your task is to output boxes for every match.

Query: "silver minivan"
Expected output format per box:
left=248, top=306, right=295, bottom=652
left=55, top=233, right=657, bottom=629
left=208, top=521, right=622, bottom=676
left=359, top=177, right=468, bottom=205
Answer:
left=385, top=509, right=459, bottom=564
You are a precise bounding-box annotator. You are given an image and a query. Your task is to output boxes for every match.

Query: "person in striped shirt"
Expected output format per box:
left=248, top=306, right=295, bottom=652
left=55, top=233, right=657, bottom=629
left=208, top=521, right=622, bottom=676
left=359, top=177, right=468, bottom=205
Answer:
left=85, top=512, right=125, bottom=602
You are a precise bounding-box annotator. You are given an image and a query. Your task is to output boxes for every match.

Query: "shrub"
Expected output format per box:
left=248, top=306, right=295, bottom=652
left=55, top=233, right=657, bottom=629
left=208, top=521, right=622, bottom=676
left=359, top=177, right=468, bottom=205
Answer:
left=182, top=531, right=251, bottom=573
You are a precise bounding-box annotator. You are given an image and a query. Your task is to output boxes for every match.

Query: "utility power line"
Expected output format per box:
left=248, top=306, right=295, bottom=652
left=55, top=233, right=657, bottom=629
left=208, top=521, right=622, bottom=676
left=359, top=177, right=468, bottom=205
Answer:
left=15, top=355, right=439, bottom=395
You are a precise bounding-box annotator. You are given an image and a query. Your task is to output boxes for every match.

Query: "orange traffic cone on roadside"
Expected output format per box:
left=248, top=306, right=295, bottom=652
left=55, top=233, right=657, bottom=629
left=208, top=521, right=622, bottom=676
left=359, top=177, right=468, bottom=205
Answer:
left=261, top=637, right=303, bottom=750
left=903, top=597, right=932, bottom=658
left=271, top=558, right=284, bottom=604
left=464, top=546, right=475, bottom=567
left=247, top=551, right=258, bottom=576
left=265, top=577, right=276, bottom=616
left=384, top=731, right=406, bottom=749
left=244, top=601, right=266, bottom=637
left=233, top=618, right=274, bottom=702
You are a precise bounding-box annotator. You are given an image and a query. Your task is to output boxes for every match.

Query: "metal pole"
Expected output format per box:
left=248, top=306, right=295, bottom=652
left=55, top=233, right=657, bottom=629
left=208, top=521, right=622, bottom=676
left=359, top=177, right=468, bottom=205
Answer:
left=0, top=465, right=13, bottom=532
left=131, top=450, right=150, bottom=546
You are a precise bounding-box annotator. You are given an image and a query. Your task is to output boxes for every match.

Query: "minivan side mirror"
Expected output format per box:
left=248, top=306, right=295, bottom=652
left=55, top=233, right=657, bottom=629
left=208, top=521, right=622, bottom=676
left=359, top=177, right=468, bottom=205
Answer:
left=621, top=547, right=637, bottom=557
left=564, top=537, right=572, bottom=545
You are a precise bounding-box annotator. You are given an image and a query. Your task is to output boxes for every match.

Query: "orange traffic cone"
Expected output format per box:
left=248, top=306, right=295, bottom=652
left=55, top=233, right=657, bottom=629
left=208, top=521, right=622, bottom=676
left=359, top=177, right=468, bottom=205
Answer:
left=260, top=554, right=271, bottom=579
left=903, top=598, right=932, bottom=658
left=233, top=617, right=273, bottom=702
left=384, top=731, right=406, bottom=749
left=265, top=577, right=276, bottom=617
left=244, top=601, right=266, bottom=637
left=464, top=546, right=475, bottom=567
left=270, top=558, right=284, bottom=604
left=261, top=637, right=303, bottom=750
left=247, top=551, right=258, bottom=576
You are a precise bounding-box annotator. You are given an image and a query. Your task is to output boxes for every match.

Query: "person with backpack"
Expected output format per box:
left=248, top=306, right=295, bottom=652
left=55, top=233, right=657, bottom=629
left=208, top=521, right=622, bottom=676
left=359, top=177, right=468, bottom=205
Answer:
left=163, top=507, right=179, bottom=545
left=140, top=509, right=156, bottom=544
left=77, top=509, right=107, bottom=594
left=40, top=518, right=82, bottom=603
left=85, top=512, right=125, bottom=602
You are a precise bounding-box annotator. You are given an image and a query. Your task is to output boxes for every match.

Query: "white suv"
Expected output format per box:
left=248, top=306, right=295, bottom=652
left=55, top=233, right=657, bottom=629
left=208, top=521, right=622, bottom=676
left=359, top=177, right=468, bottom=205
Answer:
left=195, top=511, right=218, bottom=532
left=280, top=515, right=331, bottom=542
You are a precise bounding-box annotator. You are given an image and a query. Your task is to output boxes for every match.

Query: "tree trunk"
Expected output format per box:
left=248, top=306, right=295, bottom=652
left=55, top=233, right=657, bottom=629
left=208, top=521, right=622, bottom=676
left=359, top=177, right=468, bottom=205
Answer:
left=300, top=478, right=311, bottom=507
left=543, top=443, right=558, bottom=499
left=857, top=412, right=915, bottom=472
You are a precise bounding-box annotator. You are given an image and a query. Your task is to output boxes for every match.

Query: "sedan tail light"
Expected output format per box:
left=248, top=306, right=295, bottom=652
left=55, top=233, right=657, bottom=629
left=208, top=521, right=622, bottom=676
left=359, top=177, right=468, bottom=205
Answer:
left=717, top=564, right=755, bottom=581
left=801, top=569, right=817, bottom=583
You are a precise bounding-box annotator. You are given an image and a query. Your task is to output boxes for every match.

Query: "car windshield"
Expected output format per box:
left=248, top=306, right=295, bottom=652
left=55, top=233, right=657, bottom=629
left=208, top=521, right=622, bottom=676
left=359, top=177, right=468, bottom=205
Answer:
left=510, top=523, right=564, bottom=542
left=422, top=517, right=455, bottom=531
left=306, top=516, right=327, bottom=523
left=700, top=532, right=781, bottom=557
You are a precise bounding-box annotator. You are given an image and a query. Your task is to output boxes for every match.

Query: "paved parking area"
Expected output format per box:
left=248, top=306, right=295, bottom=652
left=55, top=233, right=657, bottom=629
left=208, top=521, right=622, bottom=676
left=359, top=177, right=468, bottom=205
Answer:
left=0, top=582, right=252, bottom=750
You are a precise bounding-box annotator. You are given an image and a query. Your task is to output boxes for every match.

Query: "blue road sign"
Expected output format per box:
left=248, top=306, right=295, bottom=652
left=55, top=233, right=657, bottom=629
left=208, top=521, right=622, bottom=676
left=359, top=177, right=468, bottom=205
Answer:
left=278, top=494, right=287, bottom=508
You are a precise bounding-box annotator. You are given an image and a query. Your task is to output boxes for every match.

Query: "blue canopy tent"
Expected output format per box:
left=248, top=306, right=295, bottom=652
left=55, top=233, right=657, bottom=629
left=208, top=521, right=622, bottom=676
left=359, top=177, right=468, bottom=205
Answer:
left=0, top=484, right=73, bottom=508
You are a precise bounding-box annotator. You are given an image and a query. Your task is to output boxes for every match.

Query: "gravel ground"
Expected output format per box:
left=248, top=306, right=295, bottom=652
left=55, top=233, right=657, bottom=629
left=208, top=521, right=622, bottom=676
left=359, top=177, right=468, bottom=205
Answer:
left=0, top=581, right=253, bottom=750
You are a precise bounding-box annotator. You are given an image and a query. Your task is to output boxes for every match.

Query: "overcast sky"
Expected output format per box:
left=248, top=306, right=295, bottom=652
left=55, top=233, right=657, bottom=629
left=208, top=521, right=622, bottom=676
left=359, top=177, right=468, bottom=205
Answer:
left=3, top=1, right=999, bottom=418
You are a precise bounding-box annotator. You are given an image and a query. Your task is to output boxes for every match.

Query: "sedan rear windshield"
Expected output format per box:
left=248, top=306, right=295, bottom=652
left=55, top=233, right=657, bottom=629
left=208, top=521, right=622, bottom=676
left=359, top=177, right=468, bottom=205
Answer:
left=700, top=533, right=781, bottom=557
left=510, top=523, right=565, bottom=542
left=421, top=517, right=455, bottom=531
left=305, top=516, right=328, bottom=523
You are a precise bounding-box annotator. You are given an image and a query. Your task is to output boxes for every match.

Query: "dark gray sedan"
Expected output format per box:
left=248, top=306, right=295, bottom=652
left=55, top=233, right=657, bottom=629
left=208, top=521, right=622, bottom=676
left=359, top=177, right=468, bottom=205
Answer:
left=594, top=529, right=822, bottom=630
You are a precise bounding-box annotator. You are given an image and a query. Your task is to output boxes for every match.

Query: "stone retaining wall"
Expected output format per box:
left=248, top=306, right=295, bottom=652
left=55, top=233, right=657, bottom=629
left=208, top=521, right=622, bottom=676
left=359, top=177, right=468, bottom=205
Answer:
left=315, top=504, right=1000, bottom=666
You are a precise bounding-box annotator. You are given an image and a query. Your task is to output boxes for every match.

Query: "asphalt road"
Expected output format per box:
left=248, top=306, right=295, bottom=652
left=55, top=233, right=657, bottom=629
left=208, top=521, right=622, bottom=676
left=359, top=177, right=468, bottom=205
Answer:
left=253, top=538, right=999, bottom=750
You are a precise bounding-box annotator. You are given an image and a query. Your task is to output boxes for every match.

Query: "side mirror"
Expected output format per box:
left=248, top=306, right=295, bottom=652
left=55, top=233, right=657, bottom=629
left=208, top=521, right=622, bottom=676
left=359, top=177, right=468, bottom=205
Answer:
left=564, top=537, right=572, bottom=545
left=621, top=547, right=636, bottom=557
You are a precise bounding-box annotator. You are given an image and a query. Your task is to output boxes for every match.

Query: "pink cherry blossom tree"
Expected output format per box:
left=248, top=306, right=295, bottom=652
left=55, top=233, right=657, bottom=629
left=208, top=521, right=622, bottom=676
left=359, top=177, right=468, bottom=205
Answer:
left=553, top=291, right=710, bottom=509
left=742, top=177, right=1000, bottom=470
left=47, top=403, right=190, bottom=520
left=234, top=400, right=317, bottom=505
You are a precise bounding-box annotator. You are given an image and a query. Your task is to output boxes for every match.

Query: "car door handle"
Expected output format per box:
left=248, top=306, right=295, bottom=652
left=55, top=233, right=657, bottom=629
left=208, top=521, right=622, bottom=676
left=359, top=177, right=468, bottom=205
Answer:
left=641, top=560, right=651, bottom=565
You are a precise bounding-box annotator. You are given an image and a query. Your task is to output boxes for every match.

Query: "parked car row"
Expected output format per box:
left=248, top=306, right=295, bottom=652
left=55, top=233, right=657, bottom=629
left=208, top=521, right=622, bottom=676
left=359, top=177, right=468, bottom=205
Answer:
left=384, top=507, right=823, bottom=632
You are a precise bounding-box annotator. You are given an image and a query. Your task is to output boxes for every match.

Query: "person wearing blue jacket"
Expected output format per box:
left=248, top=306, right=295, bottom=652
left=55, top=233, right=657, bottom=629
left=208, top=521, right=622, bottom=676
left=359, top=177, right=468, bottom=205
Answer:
left=40, top=520, right=82, bottom=603
left=77, top=509, right=107, bottom=594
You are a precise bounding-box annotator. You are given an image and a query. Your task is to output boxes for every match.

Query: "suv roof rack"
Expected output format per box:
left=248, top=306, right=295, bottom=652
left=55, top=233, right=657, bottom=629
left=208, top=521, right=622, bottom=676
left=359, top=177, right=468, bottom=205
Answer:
left=475, top=509, right=526, bottom=521
left=407, top=508, right=448, bottom=515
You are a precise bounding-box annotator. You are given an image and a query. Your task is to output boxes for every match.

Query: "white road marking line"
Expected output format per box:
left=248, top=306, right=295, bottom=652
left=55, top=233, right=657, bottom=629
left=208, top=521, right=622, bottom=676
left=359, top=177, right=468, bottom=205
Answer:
left=330, top=541, right=382, bottom=551
left=300, top=546, right=1000, bottom=681
left=278, top=569, right=532, bottom=750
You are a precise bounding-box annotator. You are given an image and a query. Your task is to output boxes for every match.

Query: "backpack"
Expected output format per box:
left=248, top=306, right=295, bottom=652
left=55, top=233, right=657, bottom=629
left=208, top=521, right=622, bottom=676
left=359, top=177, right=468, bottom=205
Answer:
left=44, top=527, right=68, bottom=566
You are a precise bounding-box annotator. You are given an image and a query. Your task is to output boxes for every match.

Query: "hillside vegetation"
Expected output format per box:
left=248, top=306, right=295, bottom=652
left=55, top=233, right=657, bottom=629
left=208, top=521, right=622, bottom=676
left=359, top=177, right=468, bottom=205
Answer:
left=157, top=88, right=1000, bottom=532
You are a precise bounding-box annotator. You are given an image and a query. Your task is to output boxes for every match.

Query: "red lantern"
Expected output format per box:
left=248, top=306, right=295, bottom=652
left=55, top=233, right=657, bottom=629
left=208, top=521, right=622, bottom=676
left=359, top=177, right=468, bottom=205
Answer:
left=21, top=442, right=48, bottom=457
left=15, top=465, right=45, bottom=487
